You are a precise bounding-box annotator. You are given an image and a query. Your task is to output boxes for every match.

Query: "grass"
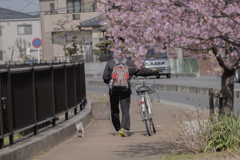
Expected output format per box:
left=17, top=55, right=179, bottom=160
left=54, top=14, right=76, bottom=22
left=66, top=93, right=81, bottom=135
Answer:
left=93, top=94, right=108, bottom=102
left=90, top=117, right=96, bottom=122
left=4, top=133, right=23, bottom=145
left=162, top=148, right=240, bottom=160
left=162, top=153, right=214, bottom=160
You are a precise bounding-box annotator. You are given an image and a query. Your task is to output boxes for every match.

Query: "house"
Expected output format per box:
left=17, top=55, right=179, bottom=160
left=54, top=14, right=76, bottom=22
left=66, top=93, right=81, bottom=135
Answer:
left=0, top=7, right=42, bottom=62
left=39, top=0, right=105, bottom=60
left=77, top=15, right=105, bottom=50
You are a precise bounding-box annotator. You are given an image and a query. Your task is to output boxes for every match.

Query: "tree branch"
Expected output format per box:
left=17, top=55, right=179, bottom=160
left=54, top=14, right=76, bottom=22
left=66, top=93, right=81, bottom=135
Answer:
left=220, top=35, right=240, bottom=47
left=212, top=46, right=227, bottom=69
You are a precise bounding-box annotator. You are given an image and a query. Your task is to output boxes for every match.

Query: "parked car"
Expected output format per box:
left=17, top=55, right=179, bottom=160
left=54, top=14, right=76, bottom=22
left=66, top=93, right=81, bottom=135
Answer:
left=143, top=47, right=171, bottom=78
left=24, top=59, right=38, bottom=64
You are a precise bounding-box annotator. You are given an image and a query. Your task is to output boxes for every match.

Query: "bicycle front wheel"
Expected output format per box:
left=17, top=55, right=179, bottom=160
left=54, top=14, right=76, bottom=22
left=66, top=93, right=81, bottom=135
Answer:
left=150, top=118, right=156, bottom=134
left=143, top=111, right=152, bottom=136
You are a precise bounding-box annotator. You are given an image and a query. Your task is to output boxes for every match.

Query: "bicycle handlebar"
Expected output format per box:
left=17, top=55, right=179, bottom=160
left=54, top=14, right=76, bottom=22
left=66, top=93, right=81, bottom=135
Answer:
left=133, top=75, right=149, bottom=83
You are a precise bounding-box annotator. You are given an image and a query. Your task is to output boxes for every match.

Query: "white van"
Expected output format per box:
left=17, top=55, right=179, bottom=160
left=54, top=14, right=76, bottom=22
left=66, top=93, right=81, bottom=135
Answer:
left=143, top=47, right=171, bottom=78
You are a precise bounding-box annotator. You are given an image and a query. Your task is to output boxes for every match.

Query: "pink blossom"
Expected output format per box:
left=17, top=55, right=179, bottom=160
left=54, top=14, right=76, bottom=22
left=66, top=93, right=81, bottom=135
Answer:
left=98, top=0, right=240, bottom=76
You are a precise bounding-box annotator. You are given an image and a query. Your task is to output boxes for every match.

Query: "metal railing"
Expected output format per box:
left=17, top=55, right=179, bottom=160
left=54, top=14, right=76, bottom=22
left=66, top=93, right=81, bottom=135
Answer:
left=0, top=61, right=86, bottom=149
left=178, top=58, right=199, bottom=73
left=70, top=54, right=113, bottom=62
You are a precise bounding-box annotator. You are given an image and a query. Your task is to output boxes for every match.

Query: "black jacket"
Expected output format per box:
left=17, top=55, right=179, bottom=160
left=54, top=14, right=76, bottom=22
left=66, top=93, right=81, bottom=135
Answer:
left=103, top=58, right=159, bottom=84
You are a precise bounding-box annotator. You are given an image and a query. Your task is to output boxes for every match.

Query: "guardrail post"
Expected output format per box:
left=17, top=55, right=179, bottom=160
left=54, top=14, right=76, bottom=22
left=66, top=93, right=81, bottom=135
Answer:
left=64, top=63, right=68, bottom=120
left=209, top=88, right=214, bottom=116
left=213, top=89, right=219, bottom=113
left=74, top=64, right=77, bottom=115
left=32, top=66, right=38, bottom=135
left=0, top=74, right=4, bottom=149
left=236, top=90, right=240, bottom=99
left=7, top=67, right=14, bottom=145
left=51, top=64, right=56, bottom=127
left=0, top=139, right=3, bottom=149
left=219, top=92, right=223, bottom=115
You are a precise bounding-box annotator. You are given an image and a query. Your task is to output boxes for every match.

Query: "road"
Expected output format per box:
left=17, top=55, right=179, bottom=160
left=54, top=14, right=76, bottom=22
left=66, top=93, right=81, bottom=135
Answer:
left=87, top=86, right=240, bottom=113
left=86, top=76, right=240, bottom=112
left=86, top=76, right=240, bottom=90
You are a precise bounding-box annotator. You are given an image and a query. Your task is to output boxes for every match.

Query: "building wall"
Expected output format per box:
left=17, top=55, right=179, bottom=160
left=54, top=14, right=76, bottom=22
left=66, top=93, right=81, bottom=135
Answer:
left=43, top=12, right=99, bottom=32
left=0, top=18, right=42, bottom=62
left=40, top=0, right=102, bottom=60
left=40, top=0, right=55, bottom=60
left=92, top=27, right=104, bottom=49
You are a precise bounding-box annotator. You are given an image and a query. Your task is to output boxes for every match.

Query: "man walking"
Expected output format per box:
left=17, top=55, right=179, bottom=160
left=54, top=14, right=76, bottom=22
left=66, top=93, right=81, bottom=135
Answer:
left=103, top=55, right=158, bottom=137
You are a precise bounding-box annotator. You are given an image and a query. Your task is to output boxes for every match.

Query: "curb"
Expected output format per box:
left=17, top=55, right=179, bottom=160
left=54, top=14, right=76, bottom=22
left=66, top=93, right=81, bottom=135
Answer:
left=0, top=98, right=92, bottom=160
left=86, top=81, right=240, bottom=99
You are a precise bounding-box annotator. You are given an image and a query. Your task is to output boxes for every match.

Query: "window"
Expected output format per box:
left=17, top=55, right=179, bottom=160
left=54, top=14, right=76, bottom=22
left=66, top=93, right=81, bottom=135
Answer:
left=0, top=26, right=2, bottom=36
left=67, top=0, right=81, bottom=13
left=0, top=51, right=3, bottom=61
left=17, top=25, right=32, bottom=35
left=50, top=3, right=54, bottom=14
left=72, top=14, right=80, bottom=20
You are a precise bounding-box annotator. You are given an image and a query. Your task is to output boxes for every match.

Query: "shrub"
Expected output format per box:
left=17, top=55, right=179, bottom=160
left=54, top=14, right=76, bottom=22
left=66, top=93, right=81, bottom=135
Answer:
left=165, top=106, right=211, bottom=154
left=206, top=111, right=240, bottom=152
left=165, top=102, right=240, bottom=155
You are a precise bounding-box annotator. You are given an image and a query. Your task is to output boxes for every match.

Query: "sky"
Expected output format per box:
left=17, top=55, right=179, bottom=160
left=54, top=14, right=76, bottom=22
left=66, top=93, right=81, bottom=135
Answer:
left=0, top=0, right=40, bottom=15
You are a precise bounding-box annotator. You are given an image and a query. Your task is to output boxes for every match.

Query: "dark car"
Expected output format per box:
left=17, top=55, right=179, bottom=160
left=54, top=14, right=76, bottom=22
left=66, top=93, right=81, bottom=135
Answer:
left=24, top=59, right=38, bottom=64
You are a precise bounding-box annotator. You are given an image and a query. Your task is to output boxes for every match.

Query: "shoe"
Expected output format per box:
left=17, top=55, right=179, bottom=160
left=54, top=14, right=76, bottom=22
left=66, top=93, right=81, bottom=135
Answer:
left=114, top=131, right=121, bottom=136
left=119, top=128, right=128, bottom=137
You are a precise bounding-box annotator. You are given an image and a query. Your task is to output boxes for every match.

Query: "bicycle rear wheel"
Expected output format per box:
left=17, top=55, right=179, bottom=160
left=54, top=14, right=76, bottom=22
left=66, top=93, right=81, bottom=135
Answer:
left=143, top=110, right=152, bottom=136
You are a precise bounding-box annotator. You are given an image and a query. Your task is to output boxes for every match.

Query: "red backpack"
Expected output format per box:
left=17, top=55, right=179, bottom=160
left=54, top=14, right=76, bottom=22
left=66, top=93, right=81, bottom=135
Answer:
left=111, top=58, right=130, bottom=93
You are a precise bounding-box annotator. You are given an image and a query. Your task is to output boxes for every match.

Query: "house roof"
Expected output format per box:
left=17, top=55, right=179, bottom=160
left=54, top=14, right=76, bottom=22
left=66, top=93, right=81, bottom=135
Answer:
left=33, top=14, right=40, bottom=18
left=77, top=15, right=103, bottom=28
left=0, top=7, right=35, bottom=20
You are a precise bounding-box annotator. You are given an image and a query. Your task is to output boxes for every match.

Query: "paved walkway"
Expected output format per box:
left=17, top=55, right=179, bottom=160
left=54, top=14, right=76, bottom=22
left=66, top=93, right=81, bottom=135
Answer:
left=34, top=92, right=192, bottom=160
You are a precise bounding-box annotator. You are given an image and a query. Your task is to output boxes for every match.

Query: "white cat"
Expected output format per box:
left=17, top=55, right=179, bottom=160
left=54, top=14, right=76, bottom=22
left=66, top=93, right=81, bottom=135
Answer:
left=75, top=122, right=84, bottom=138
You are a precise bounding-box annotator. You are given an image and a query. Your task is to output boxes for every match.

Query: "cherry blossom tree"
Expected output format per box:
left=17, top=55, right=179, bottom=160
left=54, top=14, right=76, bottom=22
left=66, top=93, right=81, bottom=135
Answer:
left=98, top=0, right=240, bottom=115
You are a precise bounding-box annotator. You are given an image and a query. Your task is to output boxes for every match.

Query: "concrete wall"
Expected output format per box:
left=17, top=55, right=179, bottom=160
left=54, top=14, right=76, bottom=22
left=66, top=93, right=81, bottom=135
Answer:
left=85, top=62, right=107, bottom=75
left=0, top=18, right=42, bottom=62
left=169, top=58, right=179, bottom=73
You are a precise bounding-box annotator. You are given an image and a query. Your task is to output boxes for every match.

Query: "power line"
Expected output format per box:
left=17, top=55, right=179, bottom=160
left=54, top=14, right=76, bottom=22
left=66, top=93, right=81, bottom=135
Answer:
left=19, top=0, right=34, bottom=12
left=0, top=1, right=96, bottom=15
left=24, top=0, right=39, bottom=6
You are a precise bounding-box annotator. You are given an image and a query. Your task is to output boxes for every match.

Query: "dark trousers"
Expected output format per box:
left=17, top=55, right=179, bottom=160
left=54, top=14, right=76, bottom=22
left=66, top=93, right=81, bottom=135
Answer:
left=110, top=92, right=130, bottom=131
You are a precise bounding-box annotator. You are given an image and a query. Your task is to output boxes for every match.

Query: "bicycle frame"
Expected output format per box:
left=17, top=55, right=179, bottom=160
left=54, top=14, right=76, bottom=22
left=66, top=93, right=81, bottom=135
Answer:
left=138, top=92, right=154, bottom=121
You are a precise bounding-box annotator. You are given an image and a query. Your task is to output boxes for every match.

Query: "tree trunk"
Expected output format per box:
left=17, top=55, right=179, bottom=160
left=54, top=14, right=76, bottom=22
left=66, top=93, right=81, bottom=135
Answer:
left=220, top=69, right=235, bottom=116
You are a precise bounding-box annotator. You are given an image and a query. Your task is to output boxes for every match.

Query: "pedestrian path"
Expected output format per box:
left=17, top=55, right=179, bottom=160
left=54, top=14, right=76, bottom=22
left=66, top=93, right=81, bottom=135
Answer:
left=34, top=92, right=192, bottom=160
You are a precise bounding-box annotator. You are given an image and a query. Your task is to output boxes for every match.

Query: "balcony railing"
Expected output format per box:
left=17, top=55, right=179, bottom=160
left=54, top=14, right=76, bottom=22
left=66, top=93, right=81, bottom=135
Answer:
left=44, top=2, right=97, bottom=15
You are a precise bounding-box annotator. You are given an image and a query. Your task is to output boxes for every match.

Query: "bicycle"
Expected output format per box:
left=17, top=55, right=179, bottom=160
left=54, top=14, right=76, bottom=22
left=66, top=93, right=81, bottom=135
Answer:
left=133, top=76, right=160, bottom=136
